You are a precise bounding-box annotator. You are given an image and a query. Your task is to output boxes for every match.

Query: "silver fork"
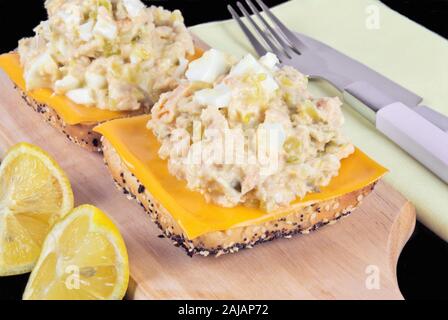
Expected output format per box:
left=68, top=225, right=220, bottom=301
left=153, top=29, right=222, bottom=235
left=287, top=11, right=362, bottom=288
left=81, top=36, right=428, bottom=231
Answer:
left=228, top=0, right=448, bottom=183
left=228, top=0, right=333, bottom=83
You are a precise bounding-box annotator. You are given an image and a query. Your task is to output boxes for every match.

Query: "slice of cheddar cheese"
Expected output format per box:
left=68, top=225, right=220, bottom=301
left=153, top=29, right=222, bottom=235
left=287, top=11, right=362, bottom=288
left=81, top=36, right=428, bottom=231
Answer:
left=94, top=115, right=388, bottom=239
left=0, top=53, right=127, bottom=125
left=0, top=50, right=204, bottom=126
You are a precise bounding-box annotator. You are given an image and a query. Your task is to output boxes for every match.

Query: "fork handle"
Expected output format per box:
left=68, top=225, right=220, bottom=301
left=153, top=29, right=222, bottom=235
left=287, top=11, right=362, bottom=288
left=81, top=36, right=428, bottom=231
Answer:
left=376, top=102, right=448, bottom=183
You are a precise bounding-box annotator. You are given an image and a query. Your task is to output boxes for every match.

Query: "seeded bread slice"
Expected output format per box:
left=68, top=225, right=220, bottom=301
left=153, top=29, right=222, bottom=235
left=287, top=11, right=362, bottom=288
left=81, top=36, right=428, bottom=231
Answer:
left=16, top=85, right=148, bottom=152
left=102, top=137, right=377, bottom=257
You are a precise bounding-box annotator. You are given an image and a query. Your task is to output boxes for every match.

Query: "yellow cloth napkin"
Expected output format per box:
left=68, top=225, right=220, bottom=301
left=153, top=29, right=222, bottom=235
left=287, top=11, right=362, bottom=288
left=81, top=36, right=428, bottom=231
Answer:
left=189, top=0, right=448, bottom=241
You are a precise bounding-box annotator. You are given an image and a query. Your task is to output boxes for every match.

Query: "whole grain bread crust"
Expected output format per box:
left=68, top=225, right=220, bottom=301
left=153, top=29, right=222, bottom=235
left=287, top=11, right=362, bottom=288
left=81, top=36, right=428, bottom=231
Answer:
left=16, top=85, right=148, bottom=152
left=101, top=137, right=377, bottom=257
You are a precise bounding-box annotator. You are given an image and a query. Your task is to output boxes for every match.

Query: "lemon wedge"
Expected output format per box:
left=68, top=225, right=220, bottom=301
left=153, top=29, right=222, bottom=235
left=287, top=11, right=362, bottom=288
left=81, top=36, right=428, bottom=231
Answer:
left=0, top=142, right=74, bottom=276
left=23, top=205, right=129, bottom=300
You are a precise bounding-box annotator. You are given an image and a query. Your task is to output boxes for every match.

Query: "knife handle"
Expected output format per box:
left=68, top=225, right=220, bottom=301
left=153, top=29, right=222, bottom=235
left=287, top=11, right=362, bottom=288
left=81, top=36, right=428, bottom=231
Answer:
left=344, top=81, right=448, bottom=133
left=414, top=105, right=448, bottom=133
left=376, top=102, right=448, bottom=183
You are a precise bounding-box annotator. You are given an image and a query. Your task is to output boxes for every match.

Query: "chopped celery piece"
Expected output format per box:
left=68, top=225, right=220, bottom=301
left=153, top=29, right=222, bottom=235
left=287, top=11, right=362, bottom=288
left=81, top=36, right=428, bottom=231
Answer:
left=104, top=41, right=120, bottom=57
left=283, top=136, right=302, bottom=163
left=242, top=113, right=254, bottom=124
left=98, top=0, right=112, bottom=12
left=302, top=100, right=321, bottom=121
left=280, top=76, right=293, bottom=87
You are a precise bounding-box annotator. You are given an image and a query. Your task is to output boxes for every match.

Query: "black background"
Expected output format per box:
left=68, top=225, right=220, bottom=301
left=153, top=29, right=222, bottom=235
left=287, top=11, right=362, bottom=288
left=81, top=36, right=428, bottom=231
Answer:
left=0, top=0, right=447, bottom=300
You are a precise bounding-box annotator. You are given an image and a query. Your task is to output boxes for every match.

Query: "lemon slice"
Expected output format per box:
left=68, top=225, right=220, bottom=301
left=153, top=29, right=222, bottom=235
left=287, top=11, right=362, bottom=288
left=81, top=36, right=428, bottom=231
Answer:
left=23, top=205, right=129, bottom=300
left=0, top=142, right=74, bottom=276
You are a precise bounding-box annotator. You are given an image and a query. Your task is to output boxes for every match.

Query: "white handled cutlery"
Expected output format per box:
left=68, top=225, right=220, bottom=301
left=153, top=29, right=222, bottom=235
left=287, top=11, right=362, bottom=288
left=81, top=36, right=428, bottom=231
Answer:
left=229, top=0, right=448, bottom=183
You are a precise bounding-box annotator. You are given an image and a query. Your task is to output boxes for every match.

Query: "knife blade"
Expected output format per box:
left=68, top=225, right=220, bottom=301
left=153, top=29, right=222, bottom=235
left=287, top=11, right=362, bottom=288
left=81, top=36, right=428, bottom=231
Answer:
left=295, top=32, right=422, bottom=107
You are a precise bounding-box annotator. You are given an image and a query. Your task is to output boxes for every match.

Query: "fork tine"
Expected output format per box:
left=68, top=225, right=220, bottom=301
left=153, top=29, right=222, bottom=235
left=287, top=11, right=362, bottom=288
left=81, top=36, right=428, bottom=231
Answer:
left=245, top=0, right=296, bottom=57
left=255, top=0, right=307, bottom=52
left=228, top=5, right=267, bottom=57
left=235, top=2, right=288, bottom=61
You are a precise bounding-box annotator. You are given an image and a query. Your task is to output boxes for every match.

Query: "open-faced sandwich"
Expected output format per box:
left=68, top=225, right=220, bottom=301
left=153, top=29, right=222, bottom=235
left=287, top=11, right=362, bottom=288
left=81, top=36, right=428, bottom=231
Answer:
left=0, top=0, right=198, bottom=151
left=94, top=49, right=387, bottom=256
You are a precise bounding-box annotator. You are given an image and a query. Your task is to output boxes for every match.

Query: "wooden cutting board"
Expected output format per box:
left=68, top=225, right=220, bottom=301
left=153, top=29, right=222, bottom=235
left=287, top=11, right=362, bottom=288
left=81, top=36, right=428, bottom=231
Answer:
left=0, top=68, right=415, bottom=300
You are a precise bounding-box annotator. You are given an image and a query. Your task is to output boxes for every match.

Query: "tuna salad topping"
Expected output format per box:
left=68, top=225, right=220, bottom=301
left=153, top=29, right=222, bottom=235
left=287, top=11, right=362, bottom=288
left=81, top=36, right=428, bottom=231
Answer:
left=148, top=50, right=354, bottom=212
left=18, top=0, right=194, bottom=111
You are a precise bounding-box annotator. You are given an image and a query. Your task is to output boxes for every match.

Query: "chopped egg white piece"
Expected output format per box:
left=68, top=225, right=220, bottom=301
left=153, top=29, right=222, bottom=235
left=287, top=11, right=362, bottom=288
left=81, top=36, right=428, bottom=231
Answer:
left=54, top=75, right=80, bottom=93
left=93, top=8, right=117, bottom=40
left=123, top=0, right=145, bottom=18
left=186, top=49, right=230, bottom=83
left=66, top=88, right=95, bottom=105
left=229, top=54, right=262, bottom=77
left=193, top=83, right=232, bottom=108
left=259, top=52, right=280, bottom=71
left=79, top=20, right=94, bottom=42
left=57, top=7, right=81, bottom=26
left=261, top=75, right=279, bottom=94
left=24, top=52, right=59, bottom=90
left=274, top=192, right=285, bottom=203
left=55, top=38, right=69, bottom=57
left=174, top=57, right=189, bottom=77
left=85, top=72, right=107, bottom=89
left=229, top=53, right=279, bottom=95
